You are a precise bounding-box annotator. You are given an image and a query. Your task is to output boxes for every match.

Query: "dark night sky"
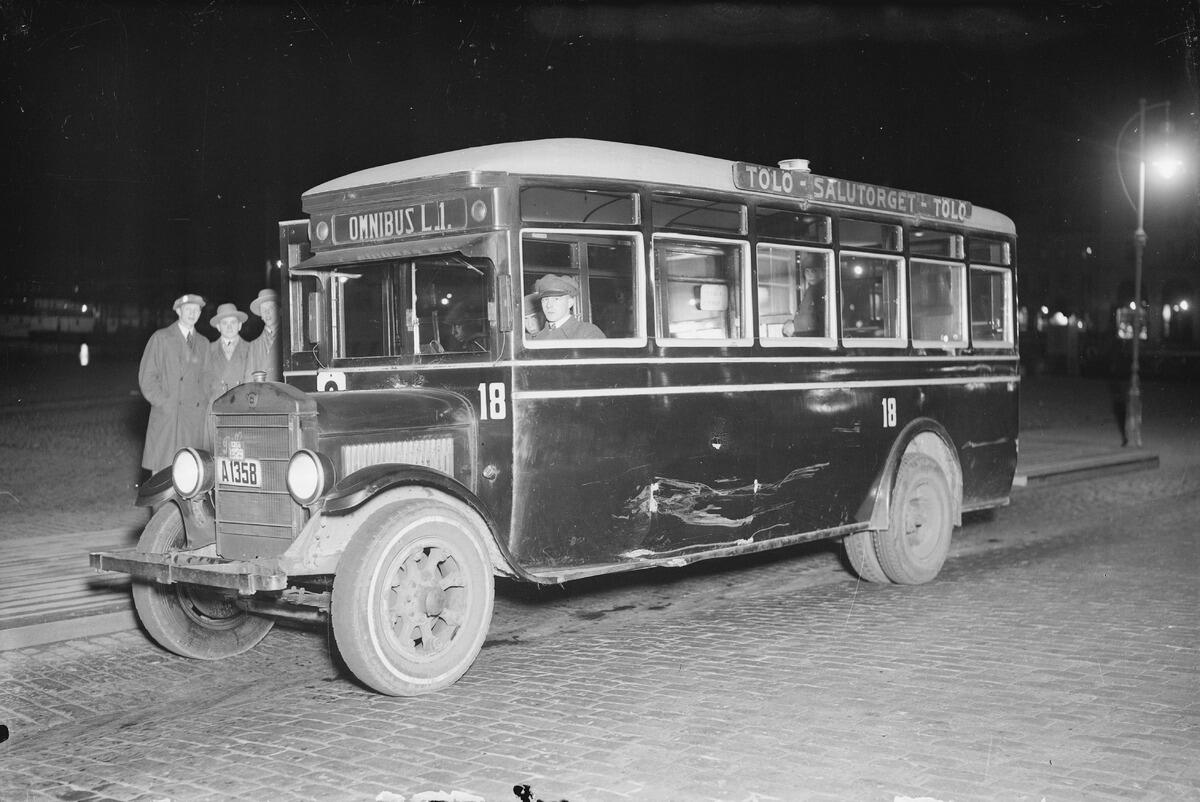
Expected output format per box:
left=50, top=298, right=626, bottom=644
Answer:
left=1, top=1, right=1197, bottom=311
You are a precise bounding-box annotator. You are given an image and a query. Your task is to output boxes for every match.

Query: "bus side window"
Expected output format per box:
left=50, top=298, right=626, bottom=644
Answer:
left=654, top=236, right=748, bottom=343
left=521, top=231, right=641, bottom=345
left=757, top=244, right=834, bottom=341
left=910, top=259, right=966, bottom=347
left=970, top=267, right=1013, bottom=346
left=839, top=253, right=905, bottom=342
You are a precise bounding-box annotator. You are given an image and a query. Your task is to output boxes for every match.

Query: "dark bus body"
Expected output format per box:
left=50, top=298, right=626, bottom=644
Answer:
left=94, top=140, right=1018, bottom=695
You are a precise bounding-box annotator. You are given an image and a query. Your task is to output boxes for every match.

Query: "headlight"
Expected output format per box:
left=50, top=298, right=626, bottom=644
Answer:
left=287, top=449, right=334, bottom=506
left=172, top=448, right=215, bottom=499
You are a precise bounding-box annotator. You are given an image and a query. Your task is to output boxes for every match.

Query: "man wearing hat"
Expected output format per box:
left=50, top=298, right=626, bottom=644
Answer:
left=137, top=293, right=212, bottom=475
left=209, top=302, right=252, bottom=400
left=528, top=275, right=605, bottom=340
left=522, top=293, right=543, bottom=334
left=248, top=288, right=281, bottom=381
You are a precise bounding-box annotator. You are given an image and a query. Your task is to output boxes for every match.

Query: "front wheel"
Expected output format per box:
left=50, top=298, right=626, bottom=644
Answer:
left=131, top=504, right=273, bottom=659
left=875, top=453, right=954, bottom=585
left=331, top=496, right=495, bottom=696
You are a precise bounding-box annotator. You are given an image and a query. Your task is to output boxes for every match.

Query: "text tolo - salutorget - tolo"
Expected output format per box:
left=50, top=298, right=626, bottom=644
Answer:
left=734, top=162, right=972, bottom=223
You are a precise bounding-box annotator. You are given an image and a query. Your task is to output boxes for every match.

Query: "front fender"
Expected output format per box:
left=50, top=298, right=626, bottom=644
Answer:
left=136, top=467, right=174, bottom=508
left=322, top=463, right=479, bottom=516
left=856, top=419, right=963, bottom=531
left=278, top=465, right=537, bottom=582
left=135, top=469, right=216, bottom=549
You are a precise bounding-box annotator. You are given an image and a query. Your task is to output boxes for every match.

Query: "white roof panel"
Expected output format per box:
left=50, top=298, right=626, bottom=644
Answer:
left=304, top=139, right=733, bottom=197
left=303, top=138, right=1014, bottom=235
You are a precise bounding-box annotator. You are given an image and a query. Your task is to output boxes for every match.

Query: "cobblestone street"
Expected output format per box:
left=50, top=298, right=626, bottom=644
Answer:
left=3, top=455, right=1198, bottom=801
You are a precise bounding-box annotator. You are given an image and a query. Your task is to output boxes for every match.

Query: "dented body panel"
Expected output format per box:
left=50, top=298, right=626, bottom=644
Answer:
left=507, top=357, right=1017, bottom=571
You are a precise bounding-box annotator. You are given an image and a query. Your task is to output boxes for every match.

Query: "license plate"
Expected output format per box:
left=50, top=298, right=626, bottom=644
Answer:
left=218, top=457, right=263, bottom=488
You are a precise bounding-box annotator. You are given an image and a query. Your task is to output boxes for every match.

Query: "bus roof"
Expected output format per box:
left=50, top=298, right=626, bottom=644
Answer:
left=304, top=138, right=1015, bottom=234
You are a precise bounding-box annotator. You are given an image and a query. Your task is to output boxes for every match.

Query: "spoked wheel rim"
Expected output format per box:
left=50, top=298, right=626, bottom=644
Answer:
left=377, top=537, right=472, bottom=663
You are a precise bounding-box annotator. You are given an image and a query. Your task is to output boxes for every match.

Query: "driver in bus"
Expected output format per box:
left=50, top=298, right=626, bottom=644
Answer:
left=783, top=264, right=826, bottom=337
left=528, top=274, right=605, bottom=340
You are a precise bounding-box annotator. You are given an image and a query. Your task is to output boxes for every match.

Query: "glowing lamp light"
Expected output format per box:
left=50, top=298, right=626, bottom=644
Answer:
left=1151, top=147, right=1185, bottom=180
left=1181, top=300, right=1190, bottom=312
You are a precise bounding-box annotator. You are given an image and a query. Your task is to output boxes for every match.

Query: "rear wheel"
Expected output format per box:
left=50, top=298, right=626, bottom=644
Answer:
left=331, top=496, right=494, bottom=696
left=844, top=530, right=890, bottom=583
left=131, top=504, right=273, bottom=659
left=875, top=453, right=954, bottom=585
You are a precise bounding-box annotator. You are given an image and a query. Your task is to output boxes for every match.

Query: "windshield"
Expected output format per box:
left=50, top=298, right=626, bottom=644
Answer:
left=334, top=254, right=493, bottom=359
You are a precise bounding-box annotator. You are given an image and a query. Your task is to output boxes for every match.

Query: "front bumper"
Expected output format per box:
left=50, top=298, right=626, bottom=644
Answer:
left=90, top=548, right=288, bottom=595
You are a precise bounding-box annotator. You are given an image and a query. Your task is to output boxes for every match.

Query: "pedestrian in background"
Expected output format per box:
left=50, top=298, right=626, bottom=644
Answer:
left=248, top=288, right=281, bottom=381
left=137, top=293, right=211, bottom=476
left=209, top=302, right=252, bottom=399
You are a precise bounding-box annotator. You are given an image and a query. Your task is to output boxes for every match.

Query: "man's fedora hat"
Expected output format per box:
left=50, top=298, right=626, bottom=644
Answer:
left=210, top=302, right=248, bottom=327
left=250, top=289, right=279, bottom=316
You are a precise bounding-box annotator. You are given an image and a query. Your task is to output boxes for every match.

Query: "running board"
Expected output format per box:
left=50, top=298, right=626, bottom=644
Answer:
left=523, top=523, right=867, bottom=584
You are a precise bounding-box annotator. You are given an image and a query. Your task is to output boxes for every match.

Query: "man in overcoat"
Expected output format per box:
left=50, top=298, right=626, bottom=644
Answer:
left=247, top=288, right=281, bottom=381
left=138, top=293, right=211, bottom=474
left=209, top=302, right=252, bottom=399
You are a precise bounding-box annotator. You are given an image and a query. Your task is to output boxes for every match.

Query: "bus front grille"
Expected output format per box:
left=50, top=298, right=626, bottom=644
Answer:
left=213, top=411, right=303, bottom=560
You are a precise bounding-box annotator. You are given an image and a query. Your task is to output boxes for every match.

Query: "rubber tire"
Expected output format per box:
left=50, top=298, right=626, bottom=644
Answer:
left=875, top=453, right=954, bottom=585
left=131, top=504, right=274, bottom=659
left=844, top=530, right=891, bottom=583
left=331, top=497, right=495, bottom=696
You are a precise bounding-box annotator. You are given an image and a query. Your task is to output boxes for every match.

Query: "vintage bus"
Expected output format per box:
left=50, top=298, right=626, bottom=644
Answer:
left=93, top=139, right=1018, bottom=696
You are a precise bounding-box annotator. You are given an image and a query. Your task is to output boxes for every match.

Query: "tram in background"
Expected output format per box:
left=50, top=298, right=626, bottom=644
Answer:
left=94, top=139, right=1019, bottom=695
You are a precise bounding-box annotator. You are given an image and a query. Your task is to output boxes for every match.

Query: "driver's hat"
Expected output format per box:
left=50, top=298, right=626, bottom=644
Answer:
left=533, top=274, right=579, bottom=298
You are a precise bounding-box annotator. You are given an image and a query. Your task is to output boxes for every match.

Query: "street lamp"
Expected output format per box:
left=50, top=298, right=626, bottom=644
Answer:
left=1115, top=98, right=1182, bottom=448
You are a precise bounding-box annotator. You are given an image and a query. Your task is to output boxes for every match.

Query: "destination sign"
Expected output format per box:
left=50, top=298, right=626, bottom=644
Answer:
left=733, top=162, right=971, bottom=223
left=332, top=197, right=468, bottom=245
